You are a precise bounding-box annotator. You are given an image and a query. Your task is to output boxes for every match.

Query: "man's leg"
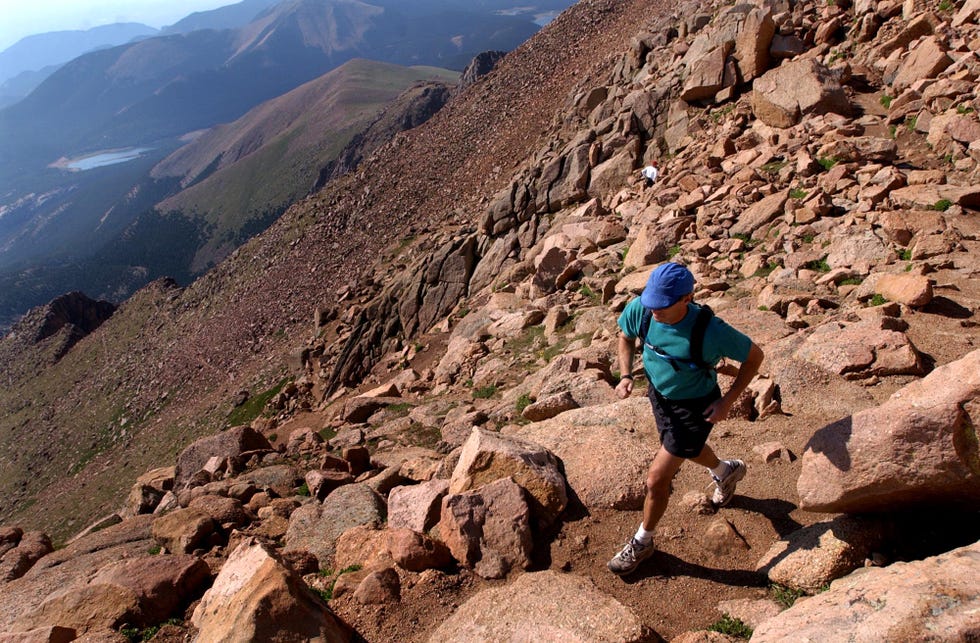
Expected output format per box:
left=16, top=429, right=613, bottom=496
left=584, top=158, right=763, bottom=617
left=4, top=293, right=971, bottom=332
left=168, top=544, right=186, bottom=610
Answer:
left=693, top=443, right=746, bottom=507
left=609, top=446, right=685, bottom=575
left=641, top=445, right=686, bottom=530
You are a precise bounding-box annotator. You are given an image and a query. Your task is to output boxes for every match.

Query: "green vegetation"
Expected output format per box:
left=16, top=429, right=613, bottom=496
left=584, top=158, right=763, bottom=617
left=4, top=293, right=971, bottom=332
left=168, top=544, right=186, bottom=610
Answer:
left=772, top=584, right=807, bottom=608
left=905, top=115, right=918, bottom=131
left=761, top=159, right=788, bottom=174
left=147, top=545, right=162, bottom=555
left=473, top=385, right=498, bottom=399
left=297, top=482, right=311, bottom=497
left=803, top=258, right=831, bottom=273
left=578, top=284, right=601, bottom=305
left=801, top=233, right=816, bottom=244
left=516, top=393, right=533, bottom=413
left=931, top=199, right=953, bottom=212
left=313, top=564, right=364, bottom=601
left=889, top=124, right=898, bottom=139
left=840, top=277, right=864, bottom=286
left=870, top=294, right=888, bottom=306
left=879, top=94, right=893, bottom=109
left=709, top=104, right=736, bottom=123
left=708, top=614, right=753, bottom=638
left=898, top=248, right=912, bottom=261
left=122, top=620, right=183, bottom=642
left=789, top=188, right=808, bottom=200
left=227, top=378, right=289, bottom=427
left=817, top=156, right=838, bottom=171
left=732, top=233, right=761, bottom=249
left=668, top=245, right=681, bottom=258
left=754, top=261, right=780, bottom=278
left=939, top=0, right=954, bottom=11
left=387, top=402, right=414, bottom=417
left=956, top=103, right=975, bottom=114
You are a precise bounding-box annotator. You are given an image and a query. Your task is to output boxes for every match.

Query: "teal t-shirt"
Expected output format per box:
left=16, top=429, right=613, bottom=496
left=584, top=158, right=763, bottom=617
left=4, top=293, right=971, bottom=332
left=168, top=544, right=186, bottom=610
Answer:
left=618, top=297, right=753, bottom=400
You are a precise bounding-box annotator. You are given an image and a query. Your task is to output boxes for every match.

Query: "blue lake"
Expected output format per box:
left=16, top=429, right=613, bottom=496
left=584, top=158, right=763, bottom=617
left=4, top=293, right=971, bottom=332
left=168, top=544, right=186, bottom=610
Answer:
left=66, top=148, right=153, bottom=170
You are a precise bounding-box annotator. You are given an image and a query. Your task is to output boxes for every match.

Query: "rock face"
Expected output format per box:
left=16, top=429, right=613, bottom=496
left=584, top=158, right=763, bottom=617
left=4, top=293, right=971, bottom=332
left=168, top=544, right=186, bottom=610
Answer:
left=192, top=538, right=352, bottom=642
left=798, top=349, right=980, bottom=513
left=751, top=541, right=980, bottom=642
left=751, top=59, right=850, bottom=127
left=284, top=483, right=386, bottom=567
left=449, top=428, right=567, bottom=526
left=439, top=477, right=533, bottom=580
left=427, top=570, right=651, bottom=642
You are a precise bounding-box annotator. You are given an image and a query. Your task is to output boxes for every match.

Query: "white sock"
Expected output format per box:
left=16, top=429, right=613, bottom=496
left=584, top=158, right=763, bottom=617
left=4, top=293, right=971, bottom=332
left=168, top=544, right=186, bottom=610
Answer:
left=710, top=461, right=731, bottom=479
left=634, top=524, right=654, bottom=545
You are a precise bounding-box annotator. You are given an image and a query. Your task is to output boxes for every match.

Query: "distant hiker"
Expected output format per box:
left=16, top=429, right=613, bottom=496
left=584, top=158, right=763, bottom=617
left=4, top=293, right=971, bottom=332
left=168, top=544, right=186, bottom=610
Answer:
left=608, top=262, right=764, bottom=576
left=640, top=161, right=659, bottom=187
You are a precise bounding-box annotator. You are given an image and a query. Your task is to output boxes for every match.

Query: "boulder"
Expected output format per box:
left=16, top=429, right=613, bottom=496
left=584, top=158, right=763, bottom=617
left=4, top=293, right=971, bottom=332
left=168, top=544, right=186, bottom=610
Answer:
left=150, top=508, right=217, bottom=555
left=439, top=478, right=533, bottom=579
left=426, top=570, right=650, bottom=641
left=284, top=484, right=386, bottom=568
left=0, top=627, right=77, bottom=643
left=192, top=538, right=352, bottom=642
left=88, top=555, right=211, bottom=625
left=751, top=59, right=850, bottom=128
left=450, top=428, right=567, bottom=526
left=0, top=532, right=53, bottom=582
left=174, top=426, right=271, bottom=491
left=387, top=479, right=449, bottom=533
left=353, top=567, right=400, bottom=605
left=387, top=528, right=453, bottom=572
left=751, top=541, right=980, bottom=641
left=733, top=7, right=775, bottom=81
left=188, top=495, right=250, bottom=529
left=798, top=349, right=980, bottom=512
left=874, top=273, right=934, bottom=308
left=729, top=191, right=788, bottom=238
left=521, top=391, right=579, bottom=421
left=891, top=35, right=953, bottom=92
left=756, top=517, right=889, bottom=592
left=506, top=397, right=655, bottom=511
left=14, top=584, right=140, bottom=636
left=793, top=319, right=923, bottom=379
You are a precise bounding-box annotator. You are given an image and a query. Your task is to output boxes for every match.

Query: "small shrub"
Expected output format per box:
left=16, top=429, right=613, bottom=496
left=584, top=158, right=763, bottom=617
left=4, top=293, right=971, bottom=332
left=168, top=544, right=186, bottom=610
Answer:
left=931, top=199, right=953, bottom=212
left=516, top=393, right=532, bottom=413
left=817, top=156, right=838, bottom=171
left=939, top=0, right=954, bottom=11
left=147, top=545, right=162, bottom=555
left=839, top=277, right=863, bottom=286
left=753, top=261, right=779, bottom=278
left=297, top=483, right=311, bottom=497
left=801, top=233, right=816, bottom=244
left=578, top=284, right=601, bottom=304
left=870, top=294, right=888, bottom=306
left=761, top=160, right=788, bottom=174
left=803, top=258, right=831, bottom=273
left=708, top=614, right=753, bottom=638
left=880, top=94, right=893, bottom=108
left=758, top=305, right=769, bottom=312
left=473, top=385, right=498, bottom=399
left=667, top=245, right=681, bottom=258
left=387, top=402, right=414, bottom=417
left=789, top=188, right=808, bottom=200
left=905, top=115, right=918, bottom=131
left=889, top=124, right=897, bottom=139
left=898, top=248, right=912, bottom=261
left=956, top=103, right=975, bottom=114
left=772, top=583, right=807, bottom=608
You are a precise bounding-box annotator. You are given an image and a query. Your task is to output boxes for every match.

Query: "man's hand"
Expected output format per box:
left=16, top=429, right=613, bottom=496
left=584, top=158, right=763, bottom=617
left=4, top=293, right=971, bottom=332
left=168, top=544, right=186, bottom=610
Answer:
left=703, top=396, right=734, bottom=424
left=615, top=377, right=634, bottom=399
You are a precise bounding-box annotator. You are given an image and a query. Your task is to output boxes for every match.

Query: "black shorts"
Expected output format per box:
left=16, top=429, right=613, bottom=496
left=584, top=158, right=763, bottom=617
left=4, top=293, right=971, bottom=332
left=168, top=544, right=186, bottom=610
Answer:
left=647, top=385, right=721, bottom=458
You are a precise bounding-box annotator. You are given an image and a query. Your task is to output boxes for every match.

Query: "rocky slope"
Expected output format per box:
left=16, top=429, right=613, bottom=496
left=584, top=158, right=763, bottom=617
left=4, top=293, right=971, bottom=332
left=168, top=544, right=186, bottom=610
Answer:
left=1, top=0, right=980, bottom=640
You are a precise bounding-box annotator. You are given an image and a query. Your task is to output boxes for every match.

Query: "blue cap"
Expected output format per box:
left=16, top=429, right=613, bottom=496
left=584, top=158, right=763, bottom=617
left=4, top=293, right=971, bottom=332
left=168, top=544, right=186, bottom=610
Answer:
left=641, top=263, right=694, bottom=309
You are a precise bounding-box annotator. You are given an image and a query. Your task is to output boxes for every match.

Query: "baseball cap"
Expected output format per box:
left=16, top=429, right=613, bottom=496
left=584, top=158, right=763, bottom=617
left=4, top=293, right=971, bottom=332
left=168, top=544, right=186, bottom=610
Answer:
left=641, top=263, right=694, bottom=309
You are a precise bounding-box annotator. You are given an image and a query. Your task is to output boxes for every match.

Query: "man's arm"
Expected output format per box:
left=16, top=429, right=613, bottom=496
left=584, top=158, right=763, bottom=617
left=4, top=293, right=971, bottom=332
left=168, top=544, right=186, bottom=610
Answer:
left=704, top=343, right=764, bottom=423
left=615, top=331, right=637, bottom=399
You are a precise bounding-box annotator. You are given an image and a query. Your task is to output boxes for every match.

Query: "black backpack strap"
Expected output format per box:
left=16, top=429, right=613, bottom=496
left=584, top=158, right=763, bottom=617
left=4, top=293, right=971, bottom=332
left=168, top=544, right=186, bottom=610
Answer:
left=638, top=307, right=652, bottom=347
left=690, top=305, right=714, bottom=370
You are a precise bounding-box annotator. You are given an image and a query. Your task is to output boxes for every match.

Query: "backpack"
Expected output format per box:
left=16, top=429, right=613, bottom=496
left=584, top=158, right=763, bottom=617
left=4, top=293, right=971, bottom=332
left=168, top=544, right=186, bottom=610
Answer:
left=638, top=304, right=714, bottom=372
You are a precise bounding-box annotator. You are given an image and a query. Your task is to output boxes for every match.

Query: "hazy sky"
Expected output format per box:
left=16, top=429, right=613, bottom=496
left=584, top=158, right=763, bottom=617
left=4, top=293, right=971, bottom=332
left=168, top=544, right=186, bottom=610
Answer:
left=0, top=0, right=237, bottom=51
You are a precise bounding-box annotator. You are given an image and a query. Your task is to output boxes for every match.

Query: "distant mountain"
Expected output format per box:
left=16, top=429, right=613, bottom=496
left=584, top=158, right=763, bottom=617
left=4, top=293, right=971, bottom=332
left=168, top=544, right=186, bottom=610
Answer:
left=0, top=23, right=158, bottom=85
left=0, top=59, right=458, bottom=330
left=152, top=58, right=459, bottom=272
left=162, top=0, right=282, bottom=35
left=0, top=0, right=551, bottom=175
